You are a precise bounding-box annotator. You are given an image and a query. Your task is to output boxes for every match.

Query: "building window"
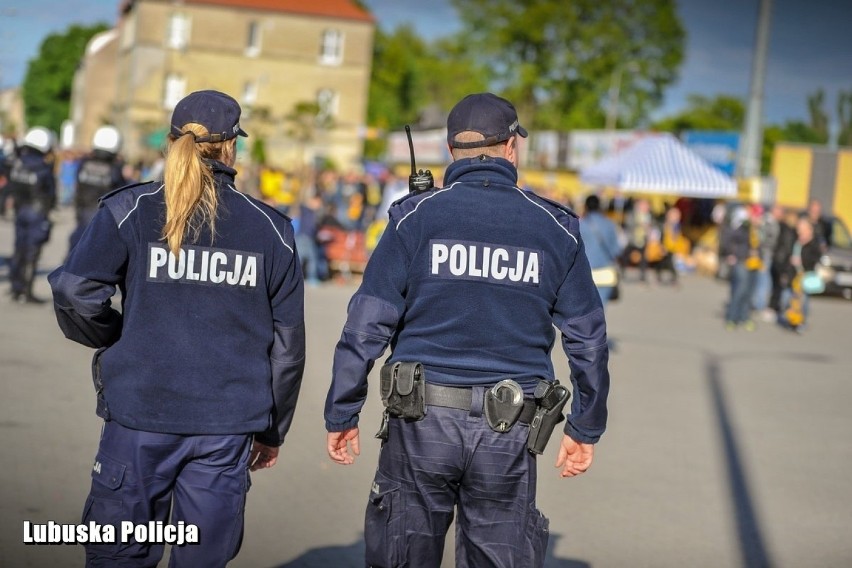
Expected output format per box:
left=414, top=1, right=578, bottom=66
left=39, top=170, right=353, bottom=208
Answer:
left=317, top=88, right=338, bottom=123
left=167, top=13, right=191, bottom=50
left=319, top=29, right=344, bottom=66
left=246, top=21, right=261, bottom=57
left=243, top=81, right=258, bottom=106
left=163, top=73, right=186, bottom=110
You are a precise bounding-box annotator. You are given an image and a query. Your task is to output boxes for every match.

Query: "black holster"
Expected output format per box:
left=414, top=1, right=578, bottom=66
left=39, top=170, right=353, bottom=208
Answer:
left=379, top=362, right=426, bottom=420
left=92, top=347, right=110, bottom=420
left=527, top=380, right=570, bottom=455
left=376, top=362, right=426, bottom=441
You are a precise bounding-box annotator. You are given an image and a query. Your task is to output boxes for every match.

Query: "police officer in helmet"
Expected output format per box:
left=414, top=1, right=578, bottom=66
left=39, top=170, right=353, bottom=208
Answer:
left=6, top=126, right=57, bottom=304
left=68, top=125, right=128, bottom=253
left=325, top=92, right=610, bottom=567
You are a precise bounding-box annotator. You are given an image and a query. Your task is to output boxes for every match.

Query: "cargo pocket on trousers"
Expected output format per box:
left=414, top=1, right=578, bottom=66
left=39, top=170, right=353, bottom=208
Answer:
left=364, top=472, right=406, bottom=568
left=526, top=507, right=550, bottom=568
left=82, top=452, right=127, bottom=528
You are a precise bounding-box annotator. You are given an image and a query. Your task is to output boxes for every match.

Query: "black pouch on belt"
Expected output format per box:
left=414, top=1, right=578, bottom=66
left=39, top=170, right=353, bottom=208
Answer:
left=527, top=380, right=570, bottom=454
left=379, top=362, right=426, bottom=420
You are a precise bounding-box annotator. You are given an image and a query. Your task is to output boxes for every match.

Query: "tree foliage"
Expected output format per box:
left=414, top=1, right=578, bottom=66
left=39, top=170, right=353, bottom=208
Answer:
left=652, top=95, right=745, bottom=133
left=365, top=26, right=488, bottom=158
left=807, top=89, right=829, bottom=142
left=367, top=26, right=430, bottom=132
left=836, top=90, right=852, bottom=147
left=367, top=26, right=488, bottom=131
left=22, top=23, right=108, bottom=133
left=449, top=0, right=685, bottom=129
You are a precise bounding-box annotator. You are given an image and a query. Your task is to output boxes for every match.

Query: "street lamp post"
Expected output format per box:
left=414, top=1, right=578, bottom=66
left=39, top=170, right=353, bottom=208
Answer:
left=737, top=0, right=773, bottom=178
left=606, top=62, right=638, bottom=131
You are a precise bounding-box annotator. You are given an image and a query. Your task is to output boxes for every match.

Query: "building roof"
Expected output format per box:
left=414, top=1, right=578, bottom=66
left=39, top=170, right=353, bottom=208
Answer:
left=185, top=0, right=374, bottom=23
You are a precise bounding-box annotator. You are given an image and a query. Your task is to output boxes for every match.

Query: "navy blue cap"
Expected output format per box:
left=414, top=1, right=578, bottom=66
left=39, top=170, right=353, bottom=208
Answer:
left=170, top=90, right=248, bottom=143
left=447, top=92, right=528, bottom=149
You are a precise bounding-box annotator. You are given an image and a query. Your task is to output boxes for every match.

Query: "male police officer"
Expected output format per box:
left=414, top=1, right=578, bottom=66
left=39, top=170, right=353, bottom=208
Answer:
left=6, top=127, right=56, bottom=303
left=325, top=93, right=610, bottom=567
left=68, top=125, right=127, bottom=253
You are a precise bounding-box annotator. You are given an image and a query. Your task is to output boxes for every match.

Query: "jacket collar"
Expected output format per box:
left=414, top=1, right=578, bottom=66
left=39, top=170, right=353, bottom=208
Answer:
left=443, top=155, right=518, bottom=187
left=205, top=159, right=238, bottom=185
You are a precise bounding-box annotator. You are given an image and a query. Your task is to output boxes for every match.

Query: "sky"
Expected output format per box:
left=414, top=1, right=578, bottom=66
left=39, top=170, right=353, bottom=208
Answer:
left=1, top=0, right=851, bottom=127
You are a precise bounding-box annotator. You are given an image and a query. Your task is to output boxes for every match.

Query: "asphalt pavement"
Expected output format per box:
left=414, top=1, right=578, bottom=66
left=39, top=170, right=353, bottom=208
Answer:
left=1, top=207, right=851, bottom=568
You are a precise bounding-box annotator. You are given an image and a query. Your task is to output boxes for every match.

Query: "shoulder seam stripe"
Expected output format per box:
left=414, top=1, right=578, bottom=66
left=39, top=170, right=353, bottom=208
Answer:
left=512, top=187, right=578, bottom=244
left=228, top=185, right=293, bottom=253
left=117, top=184, right=164, bottom=228
left=395, top=182, right=461, bottom=230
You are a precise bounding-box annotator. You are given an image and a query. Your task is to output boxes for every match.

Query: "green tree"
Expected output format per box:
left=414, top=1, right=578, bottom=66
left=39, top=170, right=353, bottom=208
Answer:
left=837, top=90, right=852, bottom=147
left=22, top=23, right=108, bottom=133
left=367, top=26, right=429, bottom=133
left=652, top=94, right=745, bottom=133
left=364, top=26, right=487, bottom=159
left=807, top=89, right=829, bottom=142
left=449, top=0, right=685, bottom=129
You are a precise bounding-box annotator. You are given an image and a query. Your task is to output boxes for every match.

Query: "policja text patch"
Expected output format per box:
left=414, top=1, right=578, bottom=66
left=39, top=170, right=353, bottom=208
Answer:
left=429, top=239, right=541, bottom=286
left=147, top=243, right=262, bottom=288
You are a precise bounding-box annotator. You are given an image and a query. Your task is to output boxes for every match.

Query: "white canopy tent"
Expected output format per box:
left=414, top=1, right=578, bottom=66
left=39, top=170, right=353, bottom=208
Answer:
left=580, top=133, right=738, bottom=198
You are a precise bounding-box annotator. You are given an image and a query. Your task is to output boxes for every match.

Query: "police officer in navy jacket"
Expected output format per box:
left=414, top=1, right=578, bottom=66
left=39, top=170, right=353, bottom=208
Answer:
left=324, top=93, right=610, bottom=567
left=49, top=90, right=305, bottom=567
left=68, top=125, right=128, bottom=254
left=6, top=127, right=56, bottom=303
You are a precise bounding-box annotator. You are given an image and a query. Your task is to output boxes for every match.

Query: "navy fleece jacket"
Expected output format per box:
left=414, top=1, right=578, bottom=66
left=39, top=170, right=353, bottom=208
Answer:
left=49, top=161, right=305, bottom=446
left=324, top=156, right=609, bottom=444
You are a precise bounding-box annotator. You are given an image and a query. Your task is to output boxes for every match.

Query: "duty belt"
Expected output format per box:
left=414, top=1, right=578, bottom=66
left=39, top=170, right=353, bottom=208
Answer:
left=425, top=383, right=537, bottom=424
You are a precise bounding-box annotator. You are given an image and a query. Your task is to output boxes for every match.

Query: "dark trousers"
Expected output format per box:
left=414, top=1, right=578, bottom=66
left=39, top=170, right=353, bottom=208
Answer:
left=769, top=263, right=789, bottom=313
left=366, top=389, right=549, bottom=568
left=10, top=206, right=50, bottom=295
left=725, top=263, right=758, bottom=324
left=82, top=421, right=252, bottom=568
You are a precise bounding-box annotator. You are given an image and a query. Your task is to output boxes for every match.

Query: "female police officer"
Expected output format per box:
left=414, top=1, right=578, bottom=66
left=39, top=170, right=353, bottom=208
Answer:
left=49, top=90, right=305, bottom=567
left=325, top=93, right=610, bottom=567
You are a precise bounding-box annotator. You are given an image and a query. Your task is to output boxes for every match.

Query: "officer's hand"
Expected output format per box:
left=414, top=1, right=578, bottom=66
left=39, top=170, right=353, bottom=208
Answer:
left=555, top=435, right=594, bottom=478
left=327, top=428, right=360, bottom=465
left=249, top=441, right=279, bottom=471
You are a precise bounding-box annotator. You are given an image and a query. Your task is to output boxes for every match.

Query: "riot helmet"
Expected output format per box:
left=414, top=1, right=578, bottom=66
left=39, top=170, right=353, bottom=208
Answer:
left=22, top=127, right=56, bottom=154
left=92, top=126, right=122, bottom=153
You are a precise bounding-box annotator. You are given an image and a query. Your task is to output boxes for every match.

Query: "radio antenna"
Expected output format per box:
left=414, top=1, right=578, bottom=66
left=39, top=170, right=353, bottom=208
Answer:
left=404, top=125, right=434, bottom=193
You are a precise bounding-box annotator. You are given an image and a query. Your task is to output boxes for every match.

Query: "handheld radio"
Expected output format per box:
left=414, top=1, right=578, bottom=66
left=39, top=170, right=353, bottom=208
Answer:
left=405, top=125, right=434, bottom=193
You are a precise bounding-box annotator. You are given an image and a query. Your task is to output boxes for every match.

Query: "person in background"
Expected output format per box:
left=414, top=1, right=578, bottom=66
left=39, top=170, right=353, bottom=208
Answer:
left=753, top=204, right=781, bottom=321
left=57, top=150, right=81, bottom=207
left=68, top=126, right=128, bottom=254
left=624, top=198, right=653, bottom=282
left=720, top=206, right=755, bottom=330
left=6, top=127, right=57, bottom=304
left=779, top=217, right=822, bottom=332
left=580, top=193, right=624, bottom=305
left=295, top=193, right=327, bottom=286
left=769, top=208, right=798, bottom=319
left=806, top=199, right=832, bottom=250
left=48, top=90, right=305, bottom=567
left=658, top=206, right=689, bottom=286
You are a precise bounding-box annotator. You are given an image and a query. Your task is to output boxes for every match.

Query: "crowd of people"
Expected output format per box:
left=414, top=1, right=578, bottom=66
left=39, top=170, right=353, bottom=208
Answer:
left=718, top=199, right=832, bottom=333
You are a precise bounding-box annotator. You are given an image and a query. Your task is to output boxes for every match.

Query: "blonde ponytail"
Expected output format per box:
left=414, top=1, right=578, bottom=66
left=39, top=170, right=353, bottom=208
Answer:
left=162, top=123, right=234, bottom=255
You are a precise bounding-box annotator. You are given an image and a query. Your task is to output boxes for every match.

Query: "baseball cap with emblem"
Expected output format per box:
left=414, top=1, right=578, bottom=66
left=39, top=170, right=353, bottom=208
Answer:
left=170, top=90, right=249, bottom=143
left=447, top=92, right=528, bottom=149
